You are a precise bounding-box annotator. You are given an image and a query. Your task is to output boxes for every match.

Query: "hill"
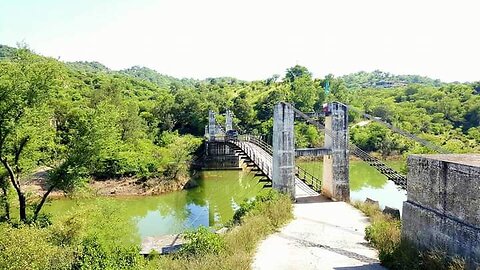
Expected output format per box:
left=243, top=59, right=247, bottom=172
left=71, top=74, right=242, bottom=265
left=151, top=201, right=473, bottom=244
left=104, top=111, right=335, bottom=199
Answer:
left=340, top=70, right=443, bottom=89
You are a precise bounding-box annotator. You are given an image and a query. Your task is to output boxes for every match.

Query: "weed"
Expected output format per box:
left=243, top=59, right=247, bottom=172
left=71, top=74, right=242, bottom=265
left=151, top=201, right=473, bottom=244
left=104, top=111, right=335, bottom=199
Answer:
left=353, top=201, right=467, bottom=270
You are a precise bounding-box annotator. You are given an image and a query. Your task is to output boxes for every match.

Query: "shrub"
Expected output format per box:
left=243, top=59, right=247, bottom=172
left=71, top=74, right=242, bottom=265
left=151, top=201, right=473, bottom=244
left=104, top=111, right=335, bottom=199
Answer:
left=73, top=235, right=140, bottom=270
left=146, top=190, right=293, bottom=270
left=0, top=224, right=73, bottom=270
left=353, top=201, right=467, bottom=270
left=180, top=226, right=226, bottom=256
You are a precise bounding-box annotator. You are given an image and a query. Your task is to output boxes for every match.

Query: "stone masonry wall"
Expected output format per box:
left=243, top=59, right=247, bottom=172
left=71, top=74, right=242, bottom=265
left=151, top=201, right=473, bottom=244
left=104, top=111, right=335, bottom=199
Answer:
left=402, top=154, right=480, bottom=269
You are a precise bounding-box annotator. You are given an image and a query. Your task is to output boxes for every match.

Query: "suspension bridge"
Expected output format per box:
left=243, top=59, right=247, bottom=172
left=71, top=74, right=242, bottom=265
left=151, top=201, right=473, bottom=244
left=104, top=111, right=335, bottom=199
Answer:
left=203, top=101, right=408, bottom=269
left=202, top=102, right=480, bottom=269
left=204, top=101, right=446, bottom=201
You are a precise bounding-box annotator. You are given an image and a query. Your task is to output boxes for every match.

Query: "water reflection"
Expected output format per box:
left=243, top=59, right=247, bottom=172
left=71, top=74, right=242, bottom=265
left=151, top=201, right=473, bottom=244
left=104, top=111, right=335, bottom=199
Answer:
left=46, top=160, right=406, bottom=239
left=46, top=170, right=264, bottom=239
left=297, top=160, right=407, bottom=211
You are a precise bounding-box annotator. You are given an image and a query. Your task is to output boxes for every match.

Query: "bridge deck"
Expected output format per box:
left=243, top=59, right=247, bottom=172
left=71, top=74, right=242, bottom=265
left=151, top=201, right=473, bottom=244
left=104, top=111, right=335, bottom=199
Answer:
left=252, top=195, right=385, bottom=270
left=232, top=141, right=319, bottom=198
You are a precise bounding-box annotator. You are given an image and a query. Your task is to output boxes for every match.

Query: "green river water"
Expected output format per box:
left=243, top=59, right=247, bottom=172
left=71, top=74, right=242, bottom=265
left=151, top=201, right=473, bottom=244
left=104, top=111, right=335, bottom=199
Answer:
left=45, top=160, right=406, bottom=239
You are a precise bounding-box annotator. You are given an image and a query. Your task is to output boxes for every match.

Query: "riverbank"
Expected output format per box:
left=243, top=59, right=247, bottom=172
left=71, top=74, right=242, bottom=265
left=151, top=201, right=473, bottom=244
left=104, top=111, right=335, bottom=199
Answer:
left=23, top=167, right=199, bottom=198
left=142, top=190, right=293, bottom=269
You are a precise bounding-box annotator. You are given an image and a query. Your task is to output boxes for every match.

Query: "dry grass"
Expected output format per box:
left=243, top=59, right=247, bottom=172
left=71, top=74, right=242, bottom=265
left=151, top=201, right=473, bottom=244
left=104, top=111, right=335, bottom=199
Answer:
left=144, top=191, right=293, bottom=270
left=353, top=201, right=467, bottom=270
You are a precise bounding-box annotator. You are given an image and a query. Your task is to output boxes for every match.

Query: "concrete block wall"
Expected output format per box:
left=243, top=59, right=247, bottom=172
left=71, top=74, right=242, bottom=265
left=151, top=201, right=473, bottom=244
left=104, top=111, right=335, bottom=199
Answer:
left=403, top=154, right=480, bottom=268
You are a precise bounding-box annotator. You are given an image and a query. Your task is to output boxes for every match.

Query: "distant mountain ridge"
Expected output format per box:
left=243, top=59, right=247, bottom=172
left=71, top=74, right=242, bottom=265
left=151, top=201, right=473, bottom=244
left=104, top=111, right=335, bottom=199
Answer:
left=339, top=70, right=443, bottom=89
left=0, top=44, right=451, bottom=89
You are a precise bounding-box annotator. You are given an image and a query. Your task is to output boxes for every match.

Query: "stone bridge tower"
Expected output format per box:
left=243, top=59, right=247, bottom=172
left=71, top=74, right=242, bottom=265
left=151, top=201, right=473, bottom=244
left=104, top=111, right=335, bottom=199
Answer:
left=323, top=102, right=350, bottom=201
left=272, top=103, right=296, bottom=198
left=225, top=110, right=233, bottom=131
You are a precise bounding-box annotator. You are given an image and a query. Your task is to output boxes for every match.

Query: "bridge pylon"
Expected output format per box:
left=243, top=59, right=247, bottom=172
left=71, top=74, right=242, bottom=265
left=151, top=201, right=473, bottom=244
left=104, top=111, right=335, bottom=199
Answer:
left=272, top=103, right=296, bottom=198
left=323, top=102, right=350, bottom=201
left=208, top=110, right=216, bottom=141
left=225, top=110, right=233, bottom=131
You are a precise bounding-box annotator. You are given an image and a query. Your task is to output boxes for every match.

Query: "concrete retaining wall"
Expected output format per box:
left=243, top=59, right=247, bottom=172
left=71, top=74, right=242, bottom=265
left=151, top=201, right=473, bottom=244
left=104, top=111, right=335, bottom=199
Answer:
left=402, top=154, right=480, bottom=268
left=204, top=142, right=240, bottom=169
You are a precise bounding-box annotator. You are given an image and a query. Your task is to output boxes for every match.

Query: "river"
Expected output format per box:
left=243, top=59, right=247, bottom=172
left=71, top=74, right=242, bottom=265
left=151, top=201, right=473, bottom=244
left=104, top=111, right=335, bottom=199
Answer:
left=45, top=160, right=406, bottom=238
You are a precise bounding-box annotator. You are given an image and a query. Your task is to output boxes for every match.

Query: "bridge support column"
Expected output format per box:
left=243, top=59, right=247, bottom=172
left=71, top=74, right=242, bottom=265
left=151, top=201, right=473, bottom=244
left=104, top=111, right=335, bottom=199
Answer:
left=273, top=103, right=295, bottom=198
left=208, top=110, right=216, bottom=142
left=226, top=110, right=233, bottom=131
left=323, top=102, right=350, bottom=201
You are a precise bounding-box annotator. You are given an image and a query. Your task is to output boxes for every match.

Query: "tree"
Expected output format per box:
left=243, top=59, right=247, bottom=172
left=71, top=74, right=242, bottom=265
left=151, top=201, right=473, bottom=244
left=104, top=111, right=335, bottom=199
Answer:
left=285, top=65, right=312, bottom=83
left=232, top=91, right=255, bottom=131
left=0, top=49, right=60, bottom=222
left=0, top=172, right=9, bottom=221
left=255, top=85, right=290, bottom=121
left=291, top=75, right=317, bottom=112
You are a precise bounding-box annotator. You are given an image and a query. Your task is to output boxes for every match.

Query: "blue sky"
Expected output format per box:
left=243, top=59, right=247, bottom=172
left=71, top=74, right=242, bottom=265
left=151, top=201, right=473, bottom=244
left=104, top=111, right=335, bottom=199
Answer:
left=1, top=0, right=479, bottom=82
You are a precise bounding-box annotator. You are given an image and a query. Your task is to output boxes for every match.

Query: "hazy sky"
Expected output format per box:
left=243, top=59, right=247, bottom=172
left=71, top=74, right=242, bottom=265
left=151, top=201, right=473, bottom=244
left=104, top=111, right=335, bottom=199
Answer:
left=1, top=0, right=478, bottom=82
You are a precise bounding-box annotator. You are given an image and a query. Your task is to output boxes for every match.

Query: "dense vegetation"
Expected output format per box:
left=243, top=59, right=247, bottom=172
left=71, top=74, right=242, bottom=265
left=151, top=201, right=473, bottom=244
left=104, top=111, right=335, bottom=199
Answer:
left=144, top=190, right=293, bottom=270
left=353, top=201, right=466, bottom=270
left=340, top=70, right=443, bottom=89
left=0, top=46, right=203, bottom=223
left=0, top=190, right=292, bottom=270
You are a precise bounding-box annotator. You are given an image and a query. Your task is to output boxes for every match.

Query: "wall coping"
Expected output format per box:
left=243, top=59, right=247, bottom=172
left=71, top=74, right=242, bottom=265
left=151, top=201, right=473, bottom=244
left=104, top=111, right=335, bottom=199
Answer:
left=409, top=154, right=480, bottom=168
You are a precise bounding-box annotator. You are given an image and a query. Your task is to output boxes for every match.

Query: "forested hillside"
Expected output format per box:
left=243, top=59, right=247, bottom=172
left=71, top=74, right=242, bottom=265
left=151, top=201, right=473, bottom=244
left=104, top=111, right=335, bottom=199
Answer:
left=340, top=70, right=443, bottom=89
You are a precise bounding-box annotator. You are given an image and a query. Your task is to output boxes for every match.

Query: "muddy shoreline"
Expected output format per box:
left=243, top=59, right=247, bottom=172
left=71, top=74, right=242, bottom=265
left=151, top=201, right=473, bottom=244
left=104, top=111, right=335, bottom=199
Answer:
left=24, top=171, right=200, bottom=199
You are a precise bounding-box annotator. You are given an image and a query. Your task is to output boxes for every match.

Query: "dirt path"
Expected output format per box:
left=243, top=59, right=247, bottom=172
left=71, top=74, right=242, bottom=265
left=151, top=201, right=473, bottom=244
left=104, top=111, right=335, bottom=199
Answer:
left=252, top=195, right=385, bottom=270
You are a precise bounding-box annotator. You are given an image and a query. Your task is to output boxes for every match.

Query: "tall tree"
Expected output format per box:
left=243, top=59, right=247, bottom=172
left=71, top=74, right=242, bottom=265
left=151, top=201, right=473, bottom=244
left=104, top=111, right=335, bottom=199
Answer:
left=285, top=65, right=312, bottom=83
left=0, top=49, right=59, bottom=222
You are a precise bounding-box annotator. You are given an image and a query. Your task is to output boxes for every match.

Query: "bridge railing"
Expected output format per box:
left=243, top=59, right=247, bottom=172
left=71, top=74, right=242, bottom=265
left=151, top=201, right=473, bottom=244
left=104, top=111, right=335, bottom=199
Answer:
left=229, top=137, right=272, bottom=179
left=349, top=145, right=407, bottom=188
left=235, top=134, right=322, bottom=192
left=296, top=166, right=322, bottom=191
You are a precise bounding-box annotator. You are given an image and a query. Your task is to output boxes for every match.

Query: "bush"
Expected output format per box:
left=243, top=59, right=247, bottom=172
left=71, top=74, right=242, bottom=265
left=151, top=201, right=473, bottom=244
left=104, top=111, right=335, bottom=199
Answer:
left=73, top=235, right=140, bottom=270
left=353, top=201, right=467, bottom=270
left=0, top=198, right=142, bottom=270
left=51, top=198, right=142, bottom=269
left=180, top=226, right=225, bottom=256
left=0, top=224, right=73, bottom=270
left=146, top=190, right=293, bottom=270
left=232, top=190, right=291, bottom=226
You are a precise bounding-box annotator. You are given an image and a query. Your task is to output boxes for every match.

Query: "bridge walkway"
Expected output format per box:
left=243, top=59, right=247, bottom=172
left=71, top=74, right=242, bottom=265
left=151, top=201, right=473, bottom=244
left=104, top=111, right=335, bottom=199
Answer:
left=252, top=195, right=385, bottom=270
left=231, top=140, right=318, bottom=199
left=229, top=138, right=384, bottom=269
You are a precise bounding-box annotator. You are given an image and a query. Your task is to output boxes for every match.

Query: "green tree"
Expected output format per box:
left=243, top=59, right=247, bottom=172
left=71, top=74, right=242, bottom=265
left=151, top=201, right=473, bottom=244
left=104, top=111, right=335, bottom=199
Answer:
left=232, top=91, right=255, bottom=131
left=285, top=65, right=312, bottom=83
left=291, top=75, right=317, bottom=112
left=0, top=49, right=60, bottom=222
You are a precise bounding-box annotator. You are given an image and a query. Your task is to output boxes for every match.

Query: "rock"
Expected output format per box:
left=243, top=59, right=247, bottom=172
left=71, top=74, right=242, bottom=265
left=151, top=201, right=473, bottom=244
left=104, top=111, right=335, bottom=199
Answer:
left=216, top=227, right=229, bottom=234
left=183, top=179, right=199, bottom=189
left=383, top=206, right=400, bottom=219
left=364, top=198, right=379, bottom=207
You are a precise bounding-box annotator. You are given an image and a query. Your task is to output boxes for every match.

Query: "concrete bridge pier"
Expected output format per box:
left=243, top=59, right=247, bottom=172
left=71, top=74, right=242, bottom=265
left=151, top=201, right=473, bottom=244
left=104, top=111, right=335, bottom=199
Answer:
left=273, top=103, right=296, bottom=198
left=323, top=102, right=350, bottom=201
left=226, top=110, right=233, bottom=131
left=208, top=110, right=216, bottom=141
